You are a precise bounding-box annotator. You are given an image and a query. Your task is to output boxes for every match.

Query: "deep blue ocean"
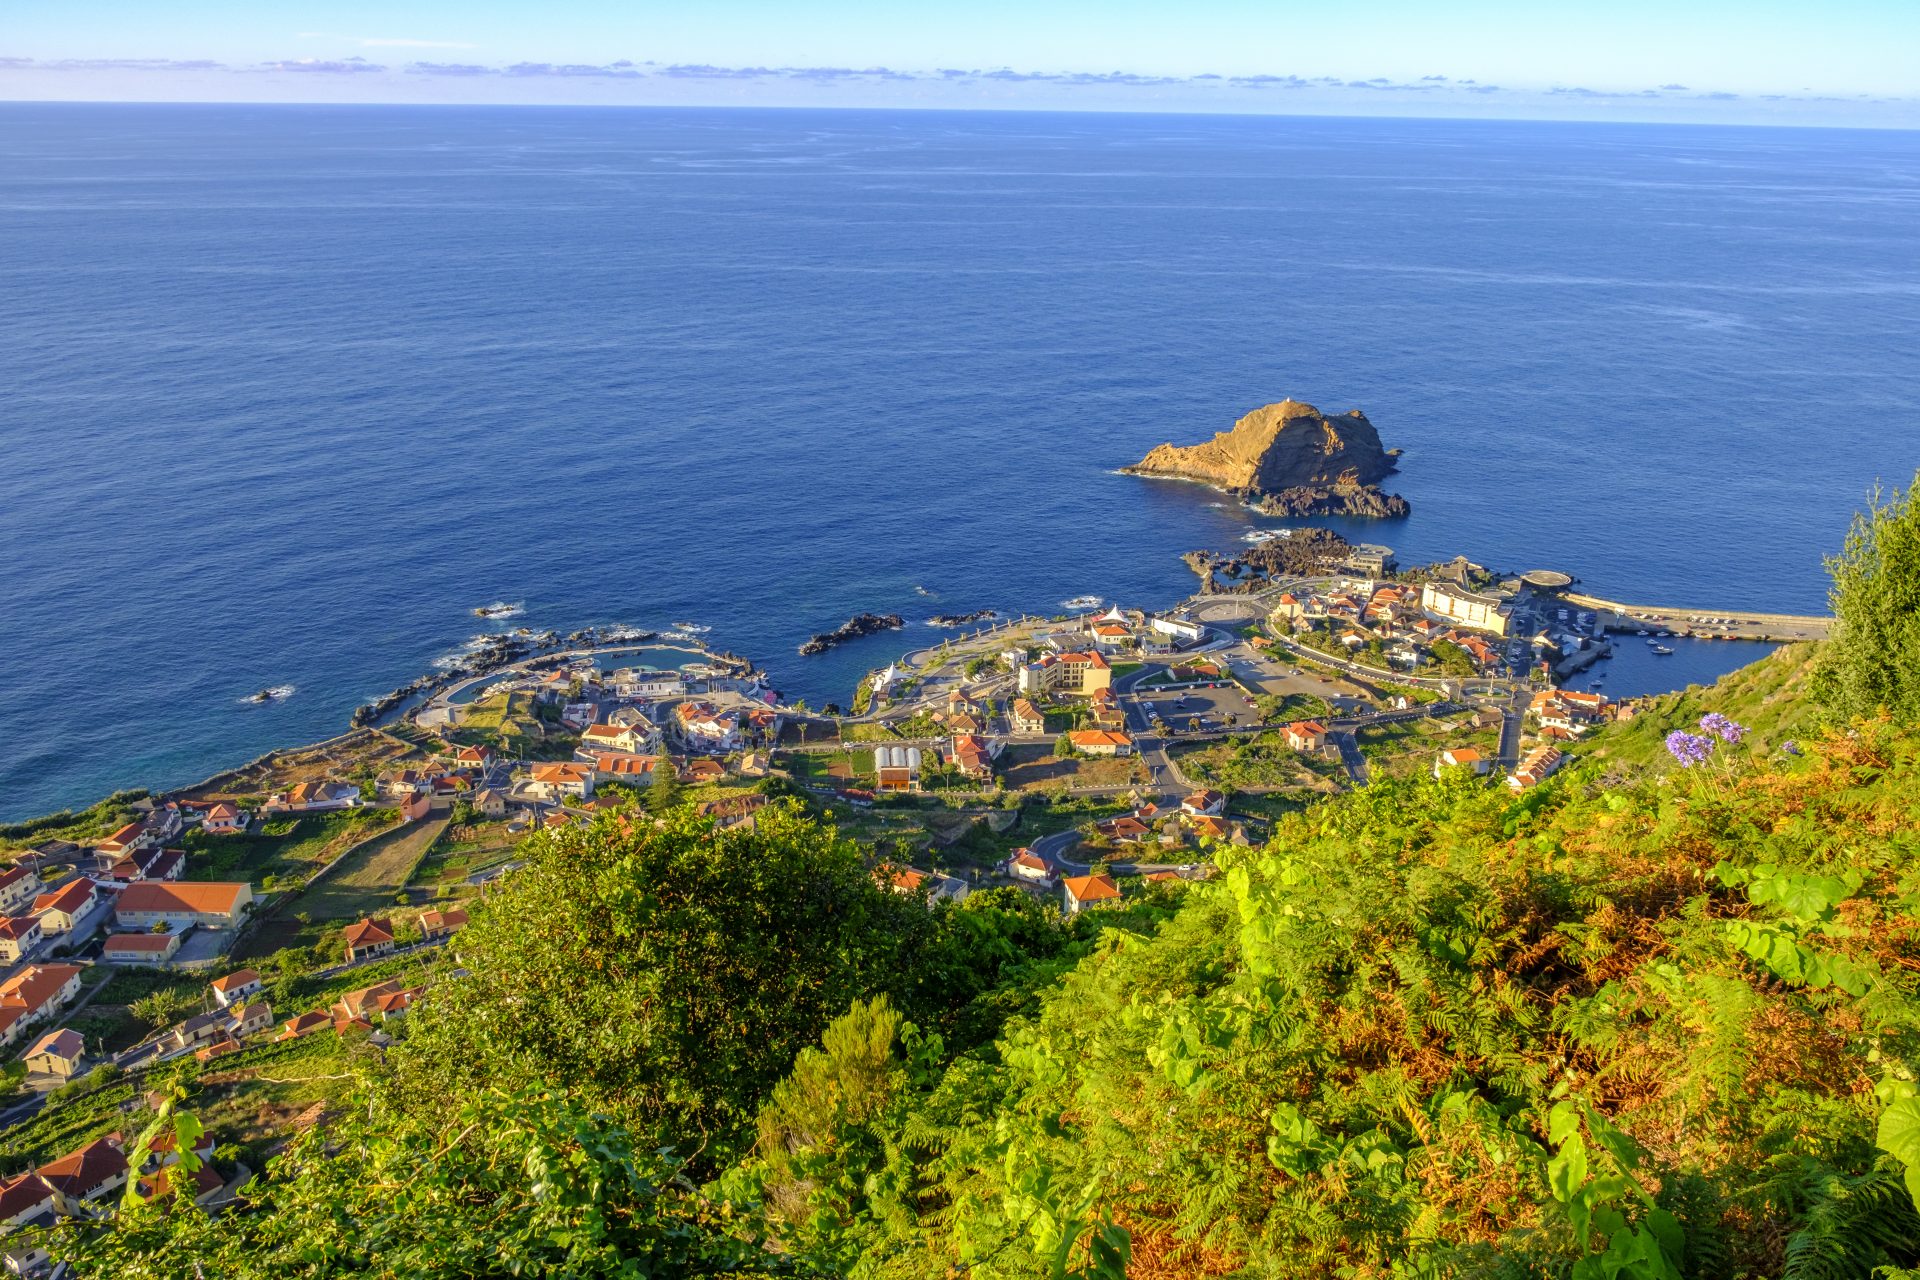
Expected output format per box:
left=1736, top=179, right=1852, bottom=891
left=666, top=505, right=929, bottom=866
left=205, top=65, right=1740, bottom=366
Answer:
left=3, top=104, right=1917, bottom=821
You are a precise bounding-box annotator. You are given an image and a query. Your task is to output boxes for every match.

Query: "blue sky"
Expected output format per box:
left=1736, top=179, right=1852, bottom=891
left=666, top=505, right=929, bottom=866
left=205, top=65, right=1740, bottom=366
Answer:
left=3, top=1, right=1916, bottom=126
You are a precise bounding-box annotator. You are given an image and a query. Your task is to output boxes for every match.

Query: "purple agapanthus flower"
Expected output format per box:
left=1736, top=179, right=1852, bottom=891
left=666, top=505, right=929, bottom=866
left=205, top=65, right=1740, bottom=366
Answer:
left=1666, top=730, right=1715, bottom=768
left=1699, top=712, right=1748, bottom=744
left=1782, top=740, right=1801, bottom=757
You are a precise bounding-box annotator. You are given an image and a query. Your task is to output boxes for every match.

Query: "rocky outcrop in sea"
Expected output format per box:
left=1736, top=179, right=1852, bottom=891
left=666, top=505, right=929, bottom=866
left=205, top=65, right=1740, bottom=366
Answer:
left=1125, top=399, right=1409, bottom=518
left=799, top=613, right=905, bottom=656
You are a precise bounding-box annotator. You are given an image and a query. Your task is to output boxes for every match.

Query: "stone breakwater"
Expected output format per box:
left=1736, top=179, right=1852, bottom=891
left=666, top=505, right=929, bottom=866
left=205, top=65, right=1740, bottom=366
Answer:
left=798, top=613, right=905, bottom=656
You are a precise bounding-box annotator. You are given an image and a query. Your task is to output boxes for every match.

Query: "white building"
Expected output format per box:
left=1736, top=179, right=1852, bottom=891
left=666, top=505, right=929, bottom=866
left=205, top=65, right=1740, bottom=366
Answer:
left=1420, top=582, right=1511, bottom=636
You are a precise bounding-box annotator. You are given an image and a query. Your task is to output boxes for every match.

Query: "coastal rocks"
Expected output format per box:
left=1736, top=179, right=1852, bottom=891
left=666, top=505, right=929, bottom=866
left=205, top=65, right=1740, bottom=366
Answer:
left=1184, top=528, right=1353, bottom=593
left=927, top=609, right=998, bottom=628
left=799, top=613, right=905, bottom=656
left=1252, top=484, right=1411, bottom=519
left=1125, top=399, right=1409, bottom=518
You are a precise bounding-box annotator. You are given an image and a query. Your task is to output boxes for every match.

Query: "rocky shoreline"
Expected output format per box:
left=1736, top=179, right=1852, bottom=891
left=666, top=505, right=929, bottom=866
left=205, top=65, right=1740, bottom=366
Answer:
left=1183, top=528, right=1354, bottom=593
left=799, top=613, right=905, bottom=656
left=1249, top=484, right=1411, bottom=519
left=926, top=609, right=998, bottom=628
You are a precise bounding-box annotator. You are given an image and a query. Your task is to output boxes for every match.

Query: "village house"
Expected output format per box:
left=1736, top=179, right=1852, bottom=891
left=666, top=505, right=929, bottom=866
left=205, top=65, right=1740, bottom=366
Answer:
left=1434, top=747, right=1491, bottom=778
left=1010, top=698, right=1047, bottom=735
left=278, top=1010, right=332, bottom=1041
left=1095, top=815, right=1151, bottom=843
left=200, top=801, right=248, bottom=836
left=334, top=977, right=419, bottom=1024
left=673, top=701, right=741, bottom=752
left=699, top=794, right=769, bottom=830
left=1508, top=745, right=1567, bottom=791
left=945, top=709, right=986, bottom=736
left=30, top=878, right=97, bottom=935
left=591, top=752, right=663, bottom=787
left=1184, top=814, right=1230, bottom=842
left=35, top=1136, right=128, bottom=1215
left=376, top=766, right=446, bottom=802
left=399, top=791, right=434, bottom=823
left=1284, top=720, right=1329, bottom=753
left=879, top=866, right=968, bottom=904
left=115, top=881, right=253, bottom=931
left=23, top=1028, right=84, bottom=1080
left=1005, top=850, right=1053, bottom=884
left=874, top=745, right=923, bottom=793
left=102, top=932, right=183, bottom=965
left=1061, top=873, right=1122, bottom=915
left=527, top=762, right=595, bottom=802
left=210, top=968, right=263, bottom=1008
left=949, top=734, right=996, bottom=781
left=342, top=917, right=397, bottom=962
left=1087, top=688, right=1127, bottom=730
left=681, top=758, right=726, bottom=784
left=102, top=844, right=186, bottom=883
left=581, top=722, right=655, bottom=755
left=0, top=964, right=84, bottom=1049
left=1181, top=789, right=1226, bottom=818
left=444, top=743, right=498, bottom=773
left=0, top=1172, right=59, bottom=1259
left=0, top=867, right=41, bottom=918
left=472, top=787, right=508, bottom=819
left=265, top=780, right=362, bottom=814
left=419, top=908, right=469, bottom=940
left=0, top=917, right=41, bottom=964
left=1068, top=729, right=1135, bottom=757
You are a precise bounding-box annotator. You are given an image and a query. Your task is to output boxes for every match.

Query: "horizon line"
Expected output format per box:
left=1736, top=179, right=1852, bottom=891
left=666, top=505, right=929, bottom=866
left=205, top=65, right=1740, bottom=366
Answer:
left=2, top=95, right=1916, bottom=134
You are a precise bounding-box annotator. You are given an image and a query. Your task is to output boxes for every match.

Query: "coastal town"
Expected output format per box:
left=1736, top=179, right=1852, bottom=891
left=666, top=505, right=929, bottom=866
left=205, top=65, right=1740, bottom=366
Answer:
left=0, top=527, right=1831, bottom=1266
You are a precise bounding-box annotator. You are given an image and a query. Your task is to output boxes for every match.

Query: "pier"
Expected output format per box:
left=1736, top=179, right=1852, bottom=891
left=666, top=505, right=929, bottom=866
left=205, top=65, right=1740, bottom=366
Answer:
left=1554, top=591, right=1830, bottom=644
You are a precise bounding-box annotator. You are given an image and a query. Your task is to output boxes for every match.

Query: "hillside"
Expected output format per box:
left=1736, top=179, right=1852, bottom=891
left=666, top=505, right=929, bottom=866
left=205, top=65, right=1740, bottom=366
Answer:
left=39, top=478, right=1920, bottom=1278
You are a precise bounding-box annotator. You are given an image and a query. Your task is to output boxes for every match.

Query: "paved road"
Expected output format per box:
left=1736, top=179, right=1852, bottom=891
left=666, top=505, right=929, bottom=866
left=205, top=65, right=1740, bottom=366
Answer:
left=1028, top=828, right=1193, bottom=879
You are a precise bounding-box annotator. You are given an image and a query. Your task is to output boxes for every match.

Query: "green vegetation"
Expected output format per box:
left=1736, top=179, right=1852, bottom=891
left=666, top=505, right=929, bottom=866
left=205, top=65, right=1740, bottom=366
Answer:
left=1173, top=731, right=1329, bottom=791
left=1813, top=469, right=1920, bottom=724
left=1428, top=637, right=1478, bottom=676
left=0, top=789, right=149, bottom=847
left=183, top=810, right=398, bottom=886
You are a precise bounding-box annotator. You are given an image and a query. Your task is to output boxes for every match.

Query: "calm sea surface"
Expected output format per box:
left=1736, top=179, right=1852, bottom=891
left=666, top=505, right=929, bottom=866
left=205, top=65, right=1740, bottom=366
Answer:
left=3, top=105, right=1916, bottom=820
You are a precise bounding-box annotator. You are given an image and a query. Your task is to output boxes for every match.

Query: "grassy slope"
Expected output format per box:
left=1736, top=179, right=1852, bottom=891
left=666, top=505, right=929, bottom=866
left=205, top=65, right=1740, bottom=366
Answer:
left=1575, top=642, right=1826, bottom=776
left=819, top=655, right=1920, bottom=1277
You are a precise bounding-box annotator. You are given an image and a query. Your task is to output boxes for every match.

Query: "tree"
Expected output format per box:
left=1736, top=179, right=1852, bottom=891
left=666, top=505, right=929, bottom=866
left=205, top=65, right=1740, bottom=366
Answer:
left=131, top=990, right=192, bottom=1030
left=1813, top=470, right=1920, bottom=725
left=644, top=757, right=684, bottom=811
left=391, top=804, right=949, bottom=1156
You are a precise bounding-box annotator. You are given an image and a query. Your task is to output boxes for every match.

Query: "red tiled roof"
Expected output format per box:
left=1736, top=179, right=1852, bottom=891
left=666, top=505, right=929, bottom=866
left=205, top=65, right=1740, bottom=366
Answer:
left=1062, top=874, right=1121, bottom=903
left=116, top=881, right=249, bottom=916
left=211, top=969, right=260, bottom=994
left=36, top=1136, right=127, bottom=1198
left=0, top=916, right=39, bottom=941
left=31, top=879, right=94, bottom=918
left=342, top=918, right=395, bottom=947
